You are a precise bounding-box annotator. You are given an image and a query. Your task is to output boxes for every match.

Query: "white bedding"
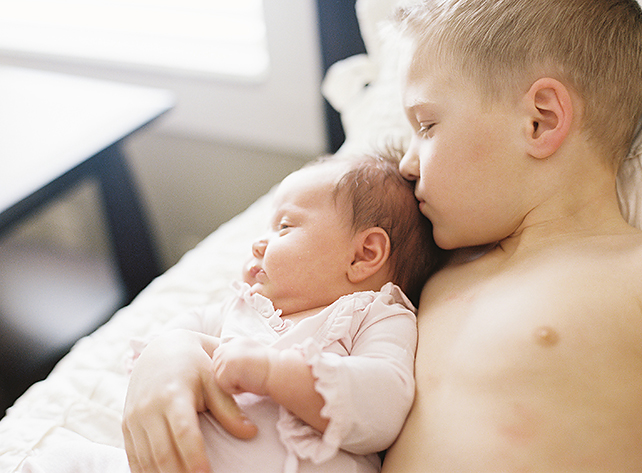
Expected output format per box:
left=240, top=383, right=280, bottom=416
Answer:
left=0, top=191, right=274, bottom=472
left=2, top=0, right=642, bottom=470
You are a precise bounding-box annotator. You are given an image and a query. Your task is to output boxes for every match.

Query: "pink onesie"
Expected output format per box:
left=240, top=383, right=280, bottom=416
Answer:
left=23, top=282, right=417, bottom=473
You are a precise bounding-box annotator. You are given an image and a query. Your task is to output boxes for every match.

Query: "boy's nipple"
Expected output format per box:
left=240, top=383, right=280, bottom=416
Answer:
left=533, top=326, right=559, bottom=347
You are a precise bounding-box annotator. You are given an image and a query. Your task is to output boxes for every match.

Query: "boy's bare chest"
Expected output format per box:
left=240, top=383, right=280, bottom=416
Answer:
left=418, top=255, right=642, bottom=388
left=406, top=254, right=642, bottom=470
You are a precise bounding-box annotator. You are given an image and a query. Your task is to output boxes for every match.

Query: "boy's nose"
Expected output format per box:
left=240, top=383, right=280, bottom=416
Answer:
left=399, top=148, right=420, bottom=181
left=251, top=239, right=267, bottom=257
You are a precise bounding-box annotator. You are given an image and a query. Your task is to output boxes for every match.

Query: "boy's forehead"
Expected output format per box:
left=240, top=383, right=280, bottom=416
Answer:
left=402, top=58, right=455, bottom=109
left=401, top=43, right=490, bottom=112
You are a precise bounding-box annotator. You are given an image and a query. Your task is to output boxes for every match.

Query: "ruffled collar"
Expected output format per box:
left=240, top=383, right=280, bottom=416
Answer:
left=231, top=280, right=293, bottom=334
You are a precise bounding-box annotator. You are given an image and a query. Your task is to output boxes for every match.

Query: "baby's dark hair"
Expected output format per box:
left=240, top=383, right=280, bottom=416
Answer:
left=328, top=149, right=446, bottom=306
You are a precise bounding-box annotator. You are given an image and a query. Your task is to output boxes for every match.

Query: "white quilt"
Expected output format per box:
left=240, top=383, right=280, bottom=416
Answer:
left=0, top=192, right=274, bottom=472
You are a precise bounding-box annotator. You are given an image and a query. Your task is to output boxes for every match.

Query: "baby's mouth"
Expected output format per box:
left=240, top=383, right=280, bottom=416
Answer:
left=248, top=265, right=267, bottom=282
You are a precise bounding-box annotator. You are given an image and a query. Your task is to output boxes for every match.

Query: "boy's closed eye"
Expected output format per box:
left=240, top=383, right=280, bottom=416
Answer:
left=417, top=122, right=436, bottom=138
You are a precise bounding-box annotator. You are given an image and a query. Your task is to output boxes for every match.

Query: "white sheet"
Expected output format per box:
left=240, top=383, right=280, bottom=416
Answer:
left=0, top=192, right=273, bottom=472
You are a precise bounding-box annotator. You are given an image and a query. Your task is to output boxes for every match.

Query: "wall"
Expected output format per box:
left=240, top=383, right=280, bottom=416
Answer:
left=124, top=131, right=312, bottom=266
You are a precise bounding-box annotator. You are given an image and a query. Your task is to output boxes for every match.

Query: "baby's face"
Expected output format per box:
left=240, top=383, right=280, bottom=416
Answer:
left=398, top=50, right=532, bottom=249
left=245, top=164, right=356, bottom=315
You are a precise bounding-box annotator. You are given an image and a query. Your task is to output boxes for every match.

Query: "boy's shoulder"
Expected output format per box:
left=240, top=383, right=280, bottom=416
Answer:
left=424, top=230, right=642, bottom=306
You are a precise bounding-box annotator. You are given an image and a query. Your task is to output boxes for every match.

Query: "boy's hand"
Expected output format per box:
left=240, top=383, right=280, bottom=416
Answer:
left=122, top=329, right=258, bottom=473
left=212, top=337, right=278, bottom=396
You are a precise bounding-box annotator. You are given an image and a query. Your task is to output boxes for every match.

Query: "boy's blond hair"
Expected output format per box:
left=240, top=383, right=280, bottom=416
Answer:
left=398, top=0, right=642, bottom=166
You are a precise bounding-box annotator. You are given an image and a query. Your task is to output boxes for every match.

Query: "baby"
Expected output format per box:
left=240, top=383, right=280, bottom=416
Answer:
left=24, top=150, right=444, bottom=473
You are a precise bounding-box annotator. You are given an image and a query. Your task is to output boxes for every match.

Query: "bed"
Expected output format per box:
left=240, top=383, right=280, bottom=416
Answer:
left=2, top=0, right=642, bottom=471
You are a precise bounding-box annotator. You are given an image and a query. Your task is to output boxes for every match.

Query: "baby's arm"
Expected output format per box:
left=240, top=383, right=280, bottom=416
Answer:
left=317, top=309, right=417, bottom=454
left=212, top=300, right=417, bottom=454
left=212, top=337, right=328, bottom=432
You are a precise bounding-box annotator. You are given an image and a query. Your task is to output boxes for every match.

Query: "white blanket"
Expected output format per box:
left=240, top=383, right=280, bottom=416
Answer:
left=0, top=192, right=273, bottom=472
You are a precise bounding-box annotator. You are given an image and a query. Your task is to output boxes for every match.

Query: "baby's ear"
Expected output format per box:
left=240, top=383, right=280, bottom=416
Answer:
left=348, top=227, right=391, bottom=284
left=523, top=77, right=573, bottom=159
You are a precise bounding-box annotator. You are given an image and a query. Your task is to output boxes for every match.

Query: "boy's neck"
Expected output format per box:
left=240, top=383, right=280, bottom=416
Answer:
left=498, top=151, right=637, bottom=256
left=499, top=200, right=634, bottom=255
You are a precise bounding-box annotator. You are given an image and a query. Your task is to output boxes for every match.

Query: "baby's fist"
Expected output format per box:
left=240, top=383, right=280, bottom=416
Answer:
left=212, top=338, right=277, bottom=396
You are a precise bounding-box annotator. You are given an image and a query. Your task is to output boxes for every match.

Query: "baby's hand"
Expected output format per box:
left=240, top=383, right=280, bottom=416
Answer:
left=212, top=338, right=278, bottom=396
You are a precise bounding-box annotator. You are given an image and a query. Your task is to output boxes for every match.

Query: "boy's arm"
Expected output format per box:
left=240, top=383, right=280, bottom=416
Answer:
left=123, top=297, right=240, bottom=473
left=123, top=329, right=258, bottom=473
left=128, top=303, right=226, bottom=368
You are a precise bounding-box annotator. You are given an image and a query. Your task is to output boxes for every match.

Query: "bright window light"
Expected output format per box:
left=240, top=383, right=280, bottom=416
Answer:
left=0, top=0, right=269, bottom=81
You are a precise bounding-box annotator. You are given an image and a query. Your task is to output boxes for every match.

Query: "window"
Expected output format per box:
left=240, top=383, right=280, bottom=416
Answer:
left=0, top=0, right=269, bottom=81
left=0, top=0, right=327, bottom=156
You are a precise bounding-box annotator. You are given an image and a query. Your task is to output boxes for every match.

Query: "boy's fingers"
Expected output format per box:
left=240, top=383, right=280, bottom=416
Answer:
left=123, top=390, right=205, bottom=473
left=122, top=425, right=143, bottom=473
left=124, top=418, right=184, bottom=473
left=168, top=408, right=212, bottom=473
left=204, top=383, right=258, bottom=440
left=122, top=330, right=225, bottom=473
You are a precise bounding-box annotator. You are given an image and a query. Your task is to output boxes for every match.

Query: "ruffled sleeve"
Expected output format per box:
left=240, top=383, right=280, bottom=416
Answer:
left=276, top=283, right=417, bottom=464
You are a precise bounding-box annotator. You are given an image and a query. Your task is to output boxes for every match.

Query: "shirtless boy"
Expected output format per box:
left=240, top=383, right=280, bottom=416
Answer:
left=122, top=0, right=642, bottom=472
left=382, top=0, right=642, bottom=471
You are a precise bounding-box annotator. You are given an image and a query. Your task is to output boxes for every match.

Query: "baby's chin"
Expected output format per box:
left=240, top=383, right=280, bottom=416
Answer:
left=245, top=280, right=263, bottom=296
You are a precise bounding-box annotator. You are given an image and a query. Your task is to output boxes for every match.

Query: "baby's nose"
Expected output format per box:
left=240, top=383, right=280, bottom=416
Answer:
left=251, top=239, right=267, bottom=257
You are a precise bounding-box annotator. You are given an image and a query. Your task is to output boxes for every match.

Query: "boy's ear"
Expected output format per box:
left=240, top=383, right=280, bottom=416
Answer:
left=523, top=78, right=573, bottom=159
left=348, top=227, right=391, bottom=284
